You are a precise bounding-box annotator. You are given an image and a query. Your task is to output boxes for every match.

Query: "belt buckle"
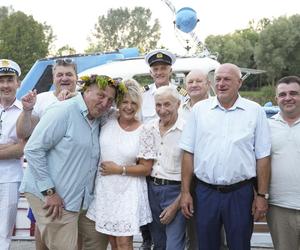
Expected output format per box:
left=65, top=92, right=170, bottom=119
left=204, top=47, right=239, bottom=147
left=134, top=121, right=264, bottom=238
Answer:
left=216, top=185, right=228, bottom=193
left=153, top=178, right=160, bottom=186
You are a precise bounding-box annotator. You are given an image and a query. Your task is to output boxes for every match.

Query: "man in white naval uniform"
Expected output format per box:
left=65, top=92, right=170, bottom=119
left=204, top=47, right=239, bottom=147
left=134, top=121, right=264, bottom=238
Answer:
left=141, top=49, right=187, bottom=123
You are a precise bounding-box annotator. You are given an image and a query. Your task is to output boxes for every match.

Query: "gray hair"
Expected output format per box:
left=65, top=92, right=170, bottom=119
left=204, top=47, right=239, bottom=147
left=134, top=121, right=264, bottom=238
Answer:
left=154, top=85, right=180, bottom=101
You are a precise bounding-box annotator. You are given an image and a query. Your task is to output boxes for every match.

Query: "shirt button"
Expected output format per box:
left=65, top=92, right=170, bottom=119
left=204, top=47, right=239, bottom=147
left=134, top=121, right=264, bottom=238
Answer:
left=161, top=142, right=163, bottom=145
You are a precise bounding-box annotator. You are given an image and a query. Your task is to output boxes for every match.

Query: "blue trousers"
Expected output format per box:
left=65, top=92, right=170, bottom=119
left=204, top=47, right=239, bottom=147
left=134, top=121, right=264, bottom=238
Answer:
left=195, top=182, right=254, bottom=250
left=148, top=181, right=186, bottom=250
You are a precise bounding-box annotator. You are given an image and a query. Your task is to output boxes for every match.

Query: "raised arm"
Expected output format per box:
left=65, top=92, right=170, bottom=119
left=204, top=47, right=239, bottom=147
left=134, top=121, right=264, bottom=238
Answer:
left=16, top=90, right=39, bottom=139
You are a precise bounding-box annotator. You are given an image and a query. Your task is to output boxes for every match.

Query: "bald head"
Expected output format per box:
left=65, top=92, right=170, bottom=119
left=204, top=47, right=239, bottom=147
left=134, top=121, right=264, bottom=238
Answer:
left=214, top=63, right=242, bottom=109
left=185, top=69, right=210, bottom=104
left=215, top=63, right=242, bottom=80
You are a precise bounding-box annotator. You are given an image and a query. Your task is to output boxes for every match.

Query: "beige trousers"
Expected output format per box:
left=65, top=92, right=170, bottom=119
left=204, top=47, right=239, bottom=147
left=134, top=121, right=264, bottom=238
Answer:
left=267, top=204, right=300, bottom=250
left=25, top=193, right=79, bottom=250
left=78, top=210, right=108, bottom=250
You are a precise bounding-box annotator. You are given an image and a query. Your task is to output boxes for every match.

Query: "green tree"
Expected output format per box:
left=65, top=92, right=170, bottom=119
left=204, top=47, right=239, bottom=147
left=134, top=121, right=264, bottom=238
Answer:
left=56, top=45, right=76, bottom=56
left=255, top=14, right=300, bottom=84
left=0, top=7, right=54, bottom=77
left=86, top=7, right=160, bottom=53
left=205, top=27, right=259, bottom=68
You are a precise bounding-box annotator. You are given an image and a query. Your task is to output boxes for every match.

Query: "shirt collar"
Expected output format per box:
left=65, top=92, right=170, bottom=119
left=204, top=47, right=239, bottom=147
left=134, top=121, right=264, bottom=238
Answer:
left=182, top=98, right=192, bottom=111
left=153, top=115, right=185, bottom=133
left=76, top=93, right=89, bottom=117
left=150, top=82, right=172, bottom=94
left=0, top=98, right=22, bottom=111
left=210, top=95, right=246, bottom=111
left=270, top=112, right=300, bottom=125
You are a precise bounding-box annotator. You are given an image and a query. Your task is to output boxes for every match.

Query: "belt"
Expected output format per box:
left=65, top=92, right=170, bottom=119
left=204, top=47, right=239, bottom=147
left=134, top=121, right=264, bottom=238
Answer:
left=196, top=178, right=255, bottom=193
left=149, top=176, right=181, bottom=186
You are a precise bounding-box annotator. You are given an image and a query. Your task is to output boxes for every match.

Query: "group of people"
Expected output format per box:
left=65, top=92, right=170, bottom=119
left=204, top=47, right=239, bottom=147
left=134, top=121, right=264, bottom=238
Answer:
left=0, top=47, right=299, bottom=250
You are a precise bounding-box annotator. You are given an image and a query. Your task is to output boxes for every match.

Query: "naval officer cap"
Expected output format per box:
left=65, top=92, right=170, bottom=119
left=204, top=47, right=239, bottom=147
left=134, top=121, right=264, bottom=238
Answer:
left=0, top=59, right=21, bottom=77
left=145, top=49, right=176, bottom=67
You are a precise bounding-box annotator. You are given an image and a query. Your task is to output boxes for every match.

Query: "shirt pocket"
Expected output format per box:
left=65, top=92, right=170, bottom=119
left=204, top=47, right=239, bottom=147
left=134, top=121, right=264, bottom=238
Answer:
left=163, top=147, right=182, bottom=174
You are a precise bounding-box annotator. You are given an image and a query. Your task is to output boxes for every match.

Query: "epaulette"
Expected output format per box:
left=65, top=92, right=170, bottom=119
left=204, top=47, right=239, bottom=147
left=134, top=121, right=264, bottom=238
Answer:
left=176, top=86, right=188, bottom=97
left=141, top=84, right=150, bottom=93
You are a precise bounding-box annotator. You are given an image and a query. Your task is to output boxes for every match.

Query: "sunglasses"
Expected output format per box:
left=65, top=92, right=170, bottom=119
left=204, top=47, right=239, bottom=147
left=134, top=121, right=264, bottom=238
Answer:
left=54, top=58, right=74, bottom=65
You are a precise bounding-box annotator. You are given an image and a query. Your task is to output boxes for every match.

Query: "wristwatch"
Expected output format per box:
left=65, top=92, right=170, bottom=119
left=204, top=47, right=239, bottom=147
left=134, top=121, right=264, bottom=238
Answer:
left=257, top=193, right=269, bottom=200
left=41, top=187, right=56, bottom=196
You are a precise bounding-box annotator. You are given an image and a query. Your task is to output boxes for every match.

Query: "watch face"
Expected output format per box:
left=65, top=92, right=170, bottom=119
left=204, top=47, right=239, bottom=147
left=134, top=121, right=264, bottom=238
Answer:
left=46, top=188, right=54, bottom=196
left=265, top=193, right=270, bottom=199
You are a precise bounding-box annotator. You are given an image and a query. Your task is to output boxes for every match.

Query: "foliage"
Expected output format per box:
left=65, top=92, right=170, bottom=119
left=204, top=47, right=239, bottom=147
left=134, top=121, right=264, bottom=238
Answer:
left=0, top=7, right=54, bottom=77
left=254, top=14, right=300, bottom=84
left=240, top=85, right=276, bottom=105
left=56, top=45, right=76, bottom=56
left=86, top=7, right=160, bottom=53
left=205, top=27, right=259, bottom=68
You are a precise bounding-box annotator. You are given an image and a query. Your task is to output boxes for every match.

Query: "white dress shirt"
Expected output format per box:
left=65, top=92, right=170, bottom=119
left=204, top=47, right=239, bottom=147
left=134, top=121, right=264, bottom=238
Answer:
left=147, top=117, right=185, bottom=181
left=179, top=96, right=271, bottom=185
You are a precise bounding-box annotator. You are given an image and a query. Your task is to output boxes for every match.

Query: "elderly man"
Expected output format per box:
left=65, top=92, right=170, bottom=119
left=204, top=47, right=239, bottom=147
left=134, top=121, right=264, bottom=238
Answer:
left=179, top=69, right=210, bottom=121
left=0, top=59, right=25, bottom=250
left=267, top=76, right=300, bottom=250
left=180, top=63, right=271, bottom=250
left=20, top=75, right=116, bottom=250
left=146, top=86, right=186, bottom=250
left=141, top=49, right=181, bottom=249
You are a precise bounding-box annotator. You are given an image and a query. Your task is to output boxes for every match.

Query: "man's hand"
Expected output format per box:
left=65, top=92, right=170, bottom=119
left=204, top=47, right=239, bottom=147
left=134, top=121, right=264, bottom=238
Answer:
left=100, top=161, right=121, bottom=175
left=180, top=191, right=194, bottom=219
left=57, top=89, right=77, bottom=101
left=252, top=196, right=268, bottom=221
left=43, top=193, right=64, bottom=221
left=21, top=90, right=37, bottom=111
left=159, top=202, right=178, bottom=225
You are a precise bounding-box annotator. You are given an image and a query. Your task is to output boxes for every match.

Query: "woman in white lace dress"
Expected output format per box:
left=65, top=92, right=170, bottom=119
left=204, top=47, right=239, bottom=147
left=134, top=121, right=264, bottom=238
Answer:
left=86, top=79, right=156, bottom=250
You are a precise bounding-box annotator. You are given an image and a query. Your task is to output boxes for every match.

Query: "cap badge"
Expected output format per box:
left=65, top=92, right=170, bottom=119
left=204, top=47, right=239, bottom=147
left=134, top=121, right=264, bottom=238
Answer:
left=156, top=53, right=163, bottom=58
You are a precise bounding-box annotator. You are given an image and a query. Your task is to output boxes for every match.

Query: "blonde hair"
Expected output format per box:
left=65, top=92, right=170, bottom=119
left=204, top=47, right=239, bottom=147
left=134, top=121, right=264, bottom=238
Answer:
left=118, top=78, right=142, bottom=111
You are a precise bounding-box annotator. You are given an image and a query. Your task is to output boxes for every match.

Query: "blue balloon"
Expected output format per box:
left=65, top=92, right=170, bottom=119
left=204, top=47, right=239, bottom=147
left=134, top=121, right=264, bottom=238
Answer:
left=175, top=7, right=198, bottom=33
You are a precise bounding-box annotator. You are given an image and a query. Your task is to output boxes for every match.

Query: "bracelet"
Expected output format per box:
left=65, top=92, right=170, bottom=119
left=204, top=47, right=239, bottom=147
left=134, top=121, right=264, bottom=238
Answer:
left=121, top=166, right=127, bottom=176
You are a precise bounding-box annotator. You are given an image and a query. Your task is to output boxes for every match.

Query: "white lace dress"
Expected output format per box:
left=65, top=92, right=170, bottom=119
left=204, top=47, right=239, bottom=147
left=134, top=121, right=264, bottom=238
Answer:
left=86, top=117, right=156, bottom=236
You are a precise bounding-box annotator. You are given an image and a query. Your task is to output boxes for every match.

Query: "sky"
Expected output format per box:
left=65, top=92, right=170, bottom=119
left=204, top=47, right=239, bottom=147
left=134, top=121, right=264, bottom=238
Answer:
left=1, top=0, right=300, bottom=55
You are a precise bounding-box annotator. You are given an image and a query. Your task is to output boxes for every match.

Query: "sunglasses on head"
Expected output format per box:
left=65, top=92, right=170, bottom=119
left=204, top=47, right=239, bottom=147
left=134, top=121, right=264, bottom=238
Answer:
left=55, top=58, right=74, bottom=65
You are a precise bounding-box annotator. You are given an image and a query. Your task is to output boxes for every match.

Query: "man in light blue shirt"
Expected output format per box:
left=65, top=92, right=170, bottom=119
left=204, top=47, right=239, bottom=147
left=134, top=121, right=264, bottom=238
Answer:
left=180, top=63, right=271, bottom=250
left=20, top=75, right=116, bottom=250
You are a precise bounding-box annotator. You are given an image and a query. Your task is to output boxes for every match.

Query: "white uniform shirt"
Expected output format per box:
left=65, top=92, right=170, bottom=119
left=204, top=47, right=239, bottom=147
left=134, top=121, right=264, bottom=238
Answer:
left=180, top=96, right=271, bottom=185
left=147, top=117, right=185, bottom=181
left=33, top=91, right=58, bottom=118
left=178, top=98, right=192, bottom=122
left=268, top=113, right=300, bottom=210
left=0, top=99, right=23, bottom=183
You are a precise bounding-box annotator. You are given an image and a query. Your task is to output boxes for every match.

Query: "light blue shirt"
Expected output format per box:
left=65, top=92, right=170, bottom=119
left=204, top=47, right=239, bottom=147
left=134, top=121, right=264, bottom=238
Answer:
left=179, top=96, right=271, bottom=185
left=20, top=94, right=100, bottom=212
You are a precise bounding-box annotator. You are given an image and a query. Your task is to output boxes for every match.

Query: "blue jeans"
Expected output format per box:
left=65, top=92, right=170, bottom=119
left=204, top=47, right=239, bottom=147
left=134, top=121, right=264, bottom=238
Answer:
left=195, top=181, right=254, bottom=250
left=147, top=181, right=186, bottom=250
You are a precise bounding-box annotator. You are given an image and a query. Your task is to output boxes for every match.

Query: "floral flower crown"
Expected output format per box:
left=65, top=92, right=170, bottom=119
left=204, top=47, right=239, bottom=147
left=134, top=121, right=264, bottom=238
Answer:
left=79, top=74, right=127, bottom=105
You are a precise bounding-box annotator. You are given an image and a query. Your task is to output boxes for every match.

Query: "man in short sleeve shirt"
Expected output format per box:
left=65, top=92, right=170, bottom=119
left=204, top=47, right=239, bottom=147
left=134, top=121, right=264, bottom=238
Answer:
left=180, top=63, right=271, bottom=250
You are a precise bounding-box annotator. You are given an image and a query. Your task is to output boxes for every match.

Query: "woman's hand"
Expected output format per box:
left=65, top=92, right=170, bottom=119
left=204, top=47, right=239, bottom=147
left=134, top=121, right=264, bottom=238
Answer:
left=100, top=161, right=122, bottom=176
